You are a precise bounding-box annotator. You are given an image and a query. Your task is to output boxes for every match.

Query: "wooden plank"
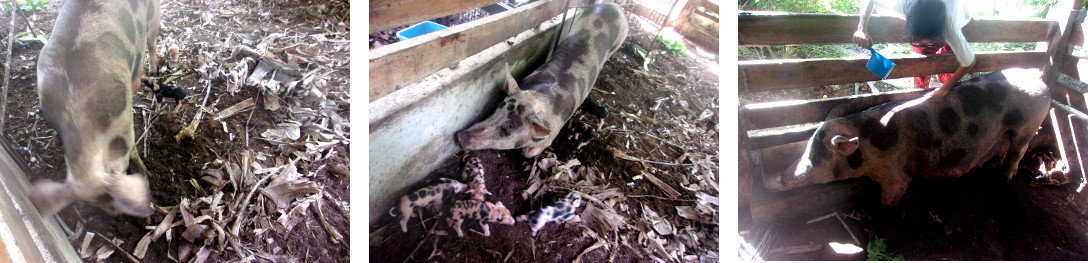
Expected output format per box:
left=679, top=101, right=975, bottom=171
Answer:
left=1059, top=73, right=1088, bottom=192
left=670, top=0, right=704, bottom=29
left=369, top=0, right=500, bottom=33
left=0, top=139, right=82, bottom=262
left=739, top=12, right=1056, bottom=46
left=1047, top=106, right=1087, bottom=192
left=369, top=0, right=567, bottom=102
left=742, top=88, right=930, bottom=131
left=632, top=3, right=667, bottom=25
left=700, top=0, right=718, bottom=14
left=680, top=21, right=718, bottom=49
left=750, top=140, right=876, bottom=223
left=747, top=123, right=820, bottom=150
left=739, top=51, right=1046, bottom=93
left=688, top=9, right=718, bottom=38
left=751, top=178, right=873, bottom=224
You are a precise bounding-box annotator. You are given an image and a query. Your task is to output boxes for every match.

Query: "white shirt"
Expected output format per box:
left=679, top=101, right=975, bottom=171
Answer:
left=873, top=0, right=975, bottom=67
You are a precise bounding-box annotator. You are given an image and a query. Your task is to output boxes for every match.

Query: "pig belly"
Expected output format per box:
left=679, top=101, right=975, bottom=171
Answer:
left=923, top=137, right=1011, bottom=179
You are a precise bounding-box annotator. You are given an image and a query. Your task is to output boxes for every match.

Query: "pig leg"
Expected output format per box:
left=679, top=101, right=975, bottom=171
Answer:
left=1001, top=133, right=1035, bottom=181
left=480, top=222, right=491, bottom=236
left=128, top=150, right=150, bottom=178
left=871, top=170, right=912, bottom=206
left=29, top=180, right=74, bottom=217
left=397, top=201, right=412, bottom=232
left=530, top=220, right=545, bottom=236
left=452, top=218, right=465, bottom=237
left=105, top=173, right=152, bottom=217
left=146, top=4, right=161, bottom=75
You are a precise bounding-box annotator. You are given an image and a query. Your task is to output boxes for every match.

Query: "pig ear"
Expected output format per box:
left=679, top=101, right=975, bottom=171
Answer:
left=830, top=135, right=859, bottom=155
left=503, top=63, right=520, bottom=95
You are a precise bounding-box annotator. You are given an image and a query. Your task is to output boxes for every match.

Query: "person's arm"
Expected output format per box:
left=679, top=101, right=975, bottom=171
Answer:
left=853, top=0, right=877, bottom=48
left=930, top=59, right=975, bottom=100
left=930, top=22, right=976, bottom=101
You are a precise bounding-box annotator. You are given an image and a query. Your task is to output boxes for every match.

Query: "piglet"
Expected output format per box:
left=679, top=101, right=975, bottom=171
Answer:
left=389, top=178, right=467, bottom=232
left=462, top=156, right=492, bottom=200
left=448, top=200, right=515, bottom=237
left=30, top=0, right=161, bottom=217
left=517, top=192, right=582, bottom=236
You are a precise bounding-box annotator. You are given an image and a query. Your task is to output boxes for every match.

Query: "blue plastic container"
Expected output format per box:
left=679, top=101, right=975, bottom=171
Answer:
left=866, top=47, right=896, bottom=79
left=397, top=21, right=449, bottom=41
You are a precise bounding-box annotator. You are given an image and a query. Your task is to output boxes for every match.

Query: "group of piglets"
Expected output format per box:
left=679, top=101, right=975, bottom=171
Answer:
left=390, top=155, right=584, bottom=237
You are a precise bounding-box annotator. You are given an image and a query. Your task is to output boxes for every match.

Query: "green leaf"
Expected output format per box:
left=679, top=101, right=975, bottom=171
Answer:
left=865, top=233, right=905, bottom=261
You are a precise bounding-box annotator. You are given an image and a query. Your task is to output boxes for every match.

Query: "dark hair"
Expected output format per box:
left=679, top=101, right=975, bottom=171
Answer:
left=906, top=0, right=948, bottom=41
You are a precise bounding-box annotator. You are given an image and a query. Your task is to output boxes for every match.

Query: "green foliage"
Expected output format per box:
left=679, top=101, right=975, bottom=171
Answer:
left=2, top=0, right=48, bottom=14
left=871, top=44, right=913, bottom=56
left=738, top=45, right=853, bottom=60
left=866, top=233, right=905, bottom=261
left=634, top=45, right=654, bottom=71
left=15, top=31, right=44, bottom=44
left=970, top=42, right=1037, bottom=52
left=1017, top=0, right=1060, bottom=18
left=657, top=34, right=688, bottom=57
left=742, top=0, right=860, bottom=14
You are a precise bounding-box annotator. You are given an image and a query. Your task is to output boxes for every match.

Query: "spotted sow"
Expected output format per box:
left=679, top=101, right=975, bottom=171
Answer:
left=456, top=3, right=628, bottom=157
left=30, top=0, right=161, bottom=217
left=765, top=69, right=1052, bottom=206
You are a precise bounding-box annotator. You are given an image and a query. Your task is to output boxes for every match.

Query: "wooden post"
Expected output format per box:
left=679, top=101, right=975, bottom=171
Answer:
left=1050, top=0, right=1085, bottom=80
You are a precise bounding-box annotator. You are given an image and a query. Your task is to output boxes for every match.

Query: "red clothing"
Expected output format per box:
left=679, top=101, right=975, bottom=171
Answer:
left=911, top=44, right=954, bottom=89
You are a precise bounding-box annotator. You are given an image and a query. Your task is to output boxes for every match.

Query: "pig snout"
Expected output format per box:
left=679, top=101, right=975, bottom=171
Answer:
left=29, top=173, right=152, bottom=217
left=455, top=129, right=481, bottom=150
left=764, top=175, right=786, bottom=191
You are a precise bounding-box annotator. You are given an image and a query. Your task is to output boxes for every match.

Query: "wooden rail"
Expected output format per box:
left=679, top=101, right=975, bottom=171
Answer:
left=740, top=51, right=1047, bottom=94
left=742, top=88, right=933, bottom=148
left=739, top=12, right=1056, bottom=46
left=370, top=0, right=501, bottom=33
left=369, top=0, right=567, bottom=102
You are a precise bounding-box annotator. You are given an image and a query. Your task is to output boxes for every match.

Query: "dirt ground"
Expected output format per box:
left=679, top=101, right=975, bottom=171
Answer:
left=369, top=16, right=720, bottom=263
left=0, top=0, right=349, bottom=262
left=740, top=147, right=1088, bottom=260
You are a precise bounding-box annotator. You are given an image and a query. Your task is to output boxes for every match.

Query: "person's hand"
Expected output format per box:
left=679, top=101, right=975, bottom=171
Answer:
left=853, top=29, right=873, bottom=49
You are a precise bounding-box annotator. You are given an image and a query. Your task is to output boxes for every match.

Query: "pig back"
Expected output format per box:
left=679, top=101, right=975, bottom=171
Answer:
left=848, top=69, right=1050, bottom=177
left=519, top=3, right=628, bottom=117
left=37, top=0, right=158, bottom=156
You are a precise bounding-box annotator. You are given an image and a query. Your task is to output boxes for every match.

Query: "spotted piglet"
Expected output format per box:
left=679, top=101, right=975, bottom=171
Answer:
left=517, top=192, right=582, bottom=236
left=448, top=200, right=516, bottom=237
left=390, top=178, right=467, bottom=232
left=462, top=156, right=492, bottom=200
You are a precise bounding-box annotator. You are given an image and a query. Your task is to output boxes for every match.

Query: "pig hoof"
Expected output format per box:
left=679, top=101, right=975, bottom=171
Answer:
left=107, top=174, right=152, bottom=217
